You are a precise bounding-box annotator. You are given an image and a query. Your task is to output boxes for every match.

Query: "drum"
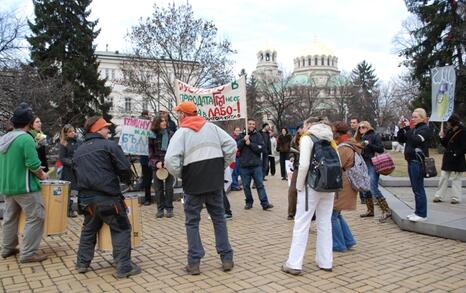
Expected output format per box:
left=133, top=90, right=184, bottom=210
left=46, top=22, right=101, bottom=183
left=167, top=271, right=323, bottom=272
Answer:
left=97, top=196, right=142, bottom=251
left=18, top=180, right=70, bottom=235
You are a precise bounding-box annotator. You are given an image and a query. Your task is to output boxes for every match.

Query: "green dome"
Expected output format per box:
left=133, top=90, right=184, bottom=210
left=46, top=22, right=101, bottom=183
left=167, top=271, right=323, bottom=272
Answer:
left=288, top=74, right=316, bottom=87
left=326, top=74, right=350, bottom=87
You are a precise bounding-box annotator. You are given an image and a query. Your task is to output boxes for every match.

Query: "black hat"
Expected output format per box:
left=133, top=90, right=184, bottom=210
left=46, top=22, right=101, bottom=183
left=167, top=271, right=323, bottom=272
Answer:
left=10, top=103, right=33, bottom=125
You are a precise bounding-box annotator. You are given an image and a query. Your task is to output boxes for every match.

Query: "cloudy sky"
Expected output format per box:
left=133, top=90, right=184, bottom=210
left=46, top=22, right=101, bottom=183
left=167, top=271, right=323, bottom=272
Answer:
left=5, top=0, right=410, bottom=82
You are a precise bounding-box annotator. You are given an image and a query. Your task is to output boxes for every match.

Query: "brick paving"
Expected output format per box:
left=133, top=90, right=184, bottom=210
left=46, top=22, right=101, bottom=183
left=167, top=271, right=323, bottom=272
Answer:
left=1, top=175, right=466, bottom=292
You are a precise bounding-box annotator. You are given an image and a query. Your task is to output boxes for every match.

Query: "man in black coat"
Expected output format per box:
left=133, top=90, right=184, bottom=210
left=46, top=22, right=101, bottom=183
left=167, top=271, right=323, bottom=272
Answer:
left=434, top=113, right=466, bottom=204
left=73, top=116, right=141, bottom=278
left=237, top=119, right=273, bottom=210
left=261, top=123, right=272, bottom=180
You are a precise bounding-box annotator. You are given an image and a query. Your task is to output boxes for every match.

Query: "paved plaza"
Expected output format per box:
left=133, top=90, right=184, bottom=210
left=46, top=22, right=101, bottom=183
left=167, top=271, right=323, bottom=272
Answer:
left=1, top=175, right=466, bottom=293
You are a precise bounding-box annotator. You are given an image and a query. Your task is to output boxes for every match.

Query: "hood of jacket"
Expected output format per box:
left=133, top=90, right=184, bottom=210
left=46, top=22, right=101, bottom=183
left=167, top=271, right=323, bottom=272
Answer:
left=180, top=116, right=207, bottom=132
left=0, top=130, right=26, bottom=154
left=307, top=123, right=334, bottom=141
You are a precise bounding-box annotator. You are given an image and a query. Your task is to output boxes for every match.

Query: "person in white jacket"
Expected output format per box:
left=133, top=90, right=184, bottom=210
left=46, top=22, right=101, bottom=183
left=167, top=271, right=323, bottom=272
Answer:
left=282, top=117, right=335, bottom=275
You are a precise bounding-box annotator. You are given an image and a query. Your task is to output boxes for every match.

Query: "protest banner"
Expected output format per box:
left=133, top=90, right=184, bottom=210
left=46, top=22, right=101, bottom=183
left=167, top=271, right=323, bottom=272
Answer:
left=430, top=65, right=456, bottom=122
left=175, top=76, right=247, bottom=122
left=118, top=117, right=152, bottom=155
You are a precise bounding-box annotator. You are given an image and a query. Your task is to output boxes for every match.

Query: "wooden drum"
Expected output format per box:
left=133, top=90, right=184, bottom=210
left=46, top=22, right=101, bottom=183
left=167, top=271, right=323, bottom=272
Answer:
left=97, top=196, right=142, bottom=251
left=18, top=180, right=70, bottom=235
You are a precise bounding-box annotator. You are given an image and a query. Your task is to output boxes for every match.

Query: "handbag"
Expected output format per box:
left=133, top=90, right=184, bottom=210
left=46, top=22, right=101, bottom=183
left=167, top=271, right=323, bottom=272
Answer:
left=371, top=152, right=395, bottom=175
left=423, top=157, right=437, bottom=178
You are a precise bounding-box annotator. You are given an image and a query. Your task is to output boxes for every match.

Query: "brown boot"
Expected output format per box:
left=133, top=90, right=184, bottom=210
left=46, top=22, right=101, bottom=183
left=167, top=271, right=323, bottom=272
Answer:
left=19, top=253, right=48, bottom=263
left=360, top=197, right=374, bottom=217
left=377, top=197, right=392, bottom=223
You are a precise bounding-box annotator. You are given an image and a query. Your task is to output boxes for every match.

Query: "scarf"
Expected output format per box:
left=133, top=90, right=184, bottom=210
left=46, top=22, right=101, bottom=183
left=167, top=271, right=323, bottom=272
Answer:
left=161, top=129, right=169, bottom=151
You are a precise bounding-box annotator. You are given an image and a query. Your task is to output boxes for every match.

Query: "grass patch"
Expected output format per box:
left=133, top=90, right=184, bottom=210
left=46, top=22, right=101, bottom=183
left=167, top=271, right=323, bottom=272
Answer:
left=387, top=148, right=443, bottom=177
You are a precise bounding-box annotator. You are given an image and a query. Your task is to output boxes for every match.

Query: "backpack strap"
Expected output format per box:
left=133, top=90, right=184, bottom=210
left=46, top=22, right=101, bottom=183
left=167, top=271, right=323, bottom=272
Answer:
left=304, top=134, right=319, bottom=212
left=338, top=142, right=356, bottom=171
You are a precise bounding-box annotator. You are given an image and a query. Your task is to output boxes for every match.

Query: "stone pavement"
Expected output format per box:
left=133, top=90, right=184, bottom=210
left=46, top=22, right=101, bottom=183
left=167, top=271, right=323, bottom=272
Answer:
left=1, top=175, right=466, bottom=292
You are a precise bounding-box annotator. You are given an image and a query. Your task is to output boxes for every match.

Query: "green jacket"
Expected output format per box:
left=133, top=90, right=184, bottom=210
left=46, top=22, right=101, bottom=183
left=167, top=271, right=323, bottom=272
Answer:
left=0, top=130, right=42, bottom=195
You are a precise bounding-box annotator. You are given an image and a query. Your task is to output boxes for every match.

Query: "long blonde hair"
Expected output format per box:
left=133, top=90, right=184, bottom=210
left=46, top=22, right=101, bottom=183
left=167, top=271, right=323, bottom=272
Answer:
left=59, top=124, right=75, bottom=146
left=355, top=121, right=373, bottom=142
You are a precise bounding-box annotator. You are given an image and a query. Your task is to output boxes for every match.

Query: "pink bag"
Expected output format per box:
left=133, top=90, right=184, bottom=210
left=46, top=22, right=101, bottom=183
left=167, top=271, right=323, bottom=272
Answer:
left=371, top=153, right=395, bottom=175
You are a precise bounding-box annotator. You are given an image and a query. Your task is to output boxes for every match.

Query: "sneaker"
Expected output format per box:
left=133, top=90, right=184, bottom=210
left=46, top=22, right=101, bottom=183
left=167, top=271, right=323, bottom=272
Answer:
left=244, top=203, right=253, bottom=210
left=1, top=248, right=19, bottom=259
left=433, top=197, right=443, bottom=203
left=222, top=260, right=234, bottom=272
left=263, top=178, right=268, bottom=181
left=451, top=199, right=460, bottom=204
left=156, top=210, right=164, bottom=218
left=318, top=266, right=333, bottom=272
left=281, top=264, right=302, bottom=276
left=76, top=265, right=89, bottom=274
left=19, top=253, right=48, bottom=263
left=224, top=214, right=232, bottom=220
left=408, top=214, right=427, bottom=222
left=113, top=263, right=141, bottom=279
left=185, top=263, right=201, bottom=275
left=262, top=203, right=274, bottom=211
left=406, top=214, right=416, bottom=220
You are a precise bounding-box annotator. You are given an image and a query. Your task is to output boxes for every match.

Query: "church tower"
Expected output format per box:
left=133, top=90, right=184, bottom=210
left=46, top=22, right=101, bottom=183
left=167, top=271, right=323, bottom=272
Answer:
left=253, top=47, right=282, bottom=82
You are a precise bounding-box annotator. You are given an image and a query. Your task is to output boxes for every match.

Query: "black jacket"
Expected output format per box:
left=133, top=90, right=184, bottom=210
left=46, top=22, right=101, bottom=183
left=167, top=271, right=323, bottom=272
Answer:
left=237, top=129, right=264, bottom=168
left=397, top=123, right=433, bottom=161
left=361, top=130, right=384, bottom=162
left=440, top=125, right=466, bottom=172
left=73, top=133, right=131, bottom=197
left=58, top=138, right=80, bottom=190
left=261, top=130, right=271, bottom=155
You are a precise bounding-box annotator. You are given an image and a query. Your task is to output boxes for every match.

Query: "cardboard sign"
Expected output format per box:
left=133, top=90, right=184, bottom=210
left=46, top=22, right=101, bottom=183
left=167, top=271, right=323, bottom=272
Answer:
left=118, top=117, right=152, bottom=155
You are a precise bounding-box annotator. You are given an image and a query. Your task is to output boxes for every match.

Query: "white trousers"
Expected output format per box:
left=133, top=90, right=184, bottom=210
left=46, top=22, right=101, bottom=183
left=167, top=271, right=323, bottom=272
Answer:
left=285, top=186, right=334, bottom=270
left=435, top=171, right=464, bottom=202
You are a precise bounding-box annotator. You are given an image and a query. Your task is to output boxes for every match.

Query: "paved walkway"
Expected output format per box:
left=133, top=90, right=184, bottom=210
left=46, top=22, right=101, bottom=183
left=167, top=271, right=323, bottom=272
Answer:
left=1, top=175, right=466, bottom=292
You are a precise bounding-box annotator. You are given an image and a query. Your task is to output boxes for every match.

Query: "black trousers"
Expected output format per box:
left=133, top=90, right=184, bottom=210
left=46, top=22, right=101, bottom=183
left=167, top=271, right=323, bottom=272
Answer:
left=141, top=163, right=153, bottom=202
left=77, top=195, right=132, bottom=274
left=154, top=173, right=174, bottom=211
left=279, top=152, right=289, bottom=178
left=268, top=156, right=276, bottom=176
left=262, top=153, right=269, bottom=178
left=223, top=189, right=232, bottom=216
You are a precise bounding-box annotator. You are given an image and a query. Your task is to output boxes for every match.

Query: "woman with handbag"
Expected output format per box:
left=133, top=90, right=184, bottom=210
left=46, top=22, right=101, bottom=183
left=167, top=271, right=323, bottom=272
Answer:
left=355, top=121, right=392, bottom=223
left=397, top=108, right=433, bottom=222
left=434, top=113, right=466, bottom=204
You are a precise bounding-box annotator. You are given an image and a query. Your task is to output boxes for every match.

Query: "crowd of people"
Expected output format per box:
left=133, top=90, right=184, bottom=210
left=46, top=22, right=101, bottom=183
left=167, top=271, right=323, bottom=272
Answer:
left=0, top=101, right=464, bottom=278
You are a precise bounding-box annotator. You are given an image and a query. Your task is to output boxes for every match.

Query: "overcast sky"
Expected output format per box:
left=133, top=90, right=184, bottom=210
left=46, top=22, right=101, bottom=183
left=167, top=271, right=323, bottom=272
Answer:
left=5, top=0, right=410, bottom=82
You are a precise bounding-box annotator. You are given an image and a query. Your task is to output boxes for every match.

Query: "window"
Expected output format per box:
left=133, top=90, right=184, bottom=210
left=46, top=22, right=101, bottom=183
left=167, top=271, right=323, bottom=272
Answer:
left=265, top=53, right=270, bottom=61
left=315, top=57, right=318, bottom=66
left=108, top=97, right=114, bottom=112
left=125, top=97, right=132, bottom=113
left=308, top=58, right=312, bottom=66
left=321, top=57, right=325, bottom=66
left=327, top=57, right=330, bottom=66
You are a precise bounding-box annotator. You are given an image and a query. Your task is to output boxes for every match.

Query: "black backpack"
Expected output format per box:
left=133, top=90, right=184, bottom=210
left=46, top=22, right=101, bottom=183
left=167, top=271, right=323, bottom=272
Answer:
left=305, top=134, right=343, bottom=210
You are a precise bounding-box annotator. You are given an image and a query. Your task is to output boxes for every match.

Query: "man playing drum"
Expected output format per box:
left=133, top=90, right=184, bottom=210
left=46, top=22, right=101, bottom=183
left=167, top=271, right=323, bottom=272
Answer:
left=0, top=103, right=48, bottom=263
left=73, top=116, right=141, bottom=278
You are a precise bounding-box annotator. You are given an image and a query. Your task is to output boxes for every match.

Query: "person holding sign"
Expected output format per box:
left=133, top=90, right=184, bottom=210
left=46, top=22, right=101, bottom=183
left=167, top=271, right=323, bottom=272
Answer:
left=148, top=116, right=175, bottom=218
left=73, top=116, right=141, bottom=278
left=164, top=101, right=236, bottom=275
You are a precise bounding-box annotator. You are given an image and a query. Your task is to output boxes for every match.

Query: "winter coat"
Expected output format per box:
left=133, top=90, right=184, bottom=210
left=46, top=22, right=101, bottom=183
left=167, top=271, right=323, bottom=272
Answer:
left=58, top=137, right=80, bottom=190
left=148, top=129, right=174, bottom=168
left=440, top=125, right=466, bottom=172
left=296, top=124, right=335, bottom=191
left=237, top=129, right=264, bottom=168
left=261, top=130, right=271, bottom=155
left=0, top=130, right=42, bottom=195
left=28, top=130, right=49, bottom=172
left=164, top=116, right=236, bottom=195
left=397, top=122, right=433, bottom=161
left=360, top=129, right=384, bottom=163
left=73, top=133, right=132, bottom=197
left=334, top=139, right=363, bottom=211
left=277, top=133, right=292, bottom=153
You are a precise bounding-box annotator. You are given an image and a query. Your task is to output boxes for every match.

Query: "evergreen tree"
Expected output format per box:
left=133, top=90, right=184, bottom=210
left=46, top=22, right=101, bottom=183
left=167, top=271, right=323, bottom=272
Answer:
left=350, top=60, right=380, bottom=127
left=27, top=0, right=110, bottom=126
left=400, top=0, right=465, bottom=119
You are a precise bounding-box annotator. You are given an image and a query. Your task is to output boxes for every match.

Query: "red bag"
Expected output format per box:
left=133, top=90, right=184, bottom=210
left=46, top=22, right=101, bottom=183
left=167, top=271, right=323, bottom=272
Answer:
left=371, top=153, right=395, bottom=175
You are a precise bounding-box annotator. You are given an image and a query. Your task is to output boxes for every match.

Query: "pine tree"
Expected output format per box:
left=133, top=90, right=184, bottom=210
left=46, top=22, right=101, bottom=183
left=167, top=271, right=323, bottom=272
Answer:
left=350, top=60, right=380, bottom=127
left=400, top=0, right=465, bottom=119
left=27, top=0, right=111, bottom=126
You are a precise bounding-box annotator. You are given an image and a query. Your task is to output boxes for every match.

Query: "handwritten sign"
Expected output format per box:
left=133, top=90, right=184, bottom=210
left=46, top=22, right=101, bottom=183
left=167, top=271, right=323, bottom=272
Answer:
left=118, top=117, right=152, bottom=155
left=430, top=65, right=456, bottom=122
left=175, top=76, right=247, bottom=121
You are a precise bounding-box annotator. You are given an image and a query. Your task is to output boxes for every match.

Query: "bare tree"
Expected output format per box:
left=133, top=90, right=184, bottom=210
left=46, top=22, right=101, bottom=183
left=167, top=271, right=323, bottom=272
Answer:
left=122, top=2, right=235, bottom=112
left=0, top=9, right=27, bottom=67
left=283, top=83, right=321, bottom=127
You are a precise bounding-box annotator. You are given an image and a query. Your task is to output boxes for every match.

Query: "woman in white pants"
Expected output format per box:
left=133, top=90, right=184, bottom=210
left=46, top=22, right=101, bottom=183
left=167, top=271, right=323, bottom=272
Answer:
left=282, top=117, right=335, bottom=275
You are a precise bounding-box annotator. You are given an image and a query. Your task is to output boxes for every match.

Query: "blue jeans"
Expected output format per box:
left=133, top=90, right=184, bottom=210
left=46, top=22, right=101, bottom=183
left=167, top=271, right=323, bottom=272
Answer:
left=239, top=166, right=270, bottom=207
left=362, top=161, right=384, bottom=199
left=231, top=157, right=241, bottom=189
left=331, top=210, right=356, bottom=252
left=408, top=161, right=427, bottom=217
left=183, top=190, right=233, bottom=265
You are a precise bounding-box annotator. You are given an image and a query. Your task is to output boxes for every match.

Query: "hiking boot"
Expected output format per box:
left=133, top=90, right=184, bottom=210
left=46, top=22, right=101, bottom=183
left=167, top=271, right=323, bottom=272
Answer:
left=165, top=208, right=174, bottom=218
left=156, top=209, right=164, bottom=218
left=244, top=203, right=253, bottom=210
left=76, top=265, right=89, bottom=274
left=360, top=198, right=374, bottom=217
left=19, top=253, right=48, bottom=263
left=1, top=248, right=19, bottom=259
left=281, top=264, right=302, bottom=276
left=222, top=260, right=234, bottom=272
left=263, top=203, right=274, bottom=211
left=185, top=263, right=201, bottom=275
left=113, top=263, right=142, bottom=279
